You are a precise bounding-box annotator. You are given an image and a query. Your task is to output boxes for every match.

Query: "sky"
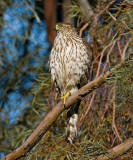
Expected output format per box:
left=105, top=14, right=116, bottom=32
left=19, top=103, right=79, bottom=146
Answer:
left=0, top=0, right=49, bottom=125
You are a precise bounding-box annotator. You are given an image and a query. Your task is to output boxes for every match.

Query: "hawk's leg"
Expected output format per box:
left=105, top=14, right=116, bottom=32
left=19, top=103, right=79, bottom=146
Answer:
left=61, top=91, right=70, bottom=104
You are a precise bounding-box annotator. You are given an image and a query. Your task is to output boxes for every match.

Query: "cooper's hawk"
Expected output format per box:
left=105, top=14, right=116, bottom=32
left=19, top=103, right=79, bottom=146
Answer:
left=49, top=22, right=92, bottom=144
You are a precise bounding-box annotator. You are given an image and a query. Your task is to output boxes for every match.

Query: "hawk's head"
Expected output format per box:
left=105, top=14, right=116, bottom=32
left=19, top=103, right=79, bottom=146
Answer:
left=54, top=22, right=76, bottom=35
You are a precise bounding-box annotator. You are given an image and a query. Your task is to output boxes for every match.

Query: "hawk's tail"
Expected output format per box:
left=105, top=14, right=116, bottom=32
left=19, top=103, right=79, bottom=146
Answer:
left=66, top=101, right=80, bottom=144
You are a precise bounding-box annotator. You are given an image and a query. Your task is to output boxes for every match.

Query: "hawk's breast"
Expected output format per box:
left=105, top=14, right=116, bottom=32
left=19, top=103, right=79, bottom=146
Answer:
left=50, top=34, right=90, bottom=95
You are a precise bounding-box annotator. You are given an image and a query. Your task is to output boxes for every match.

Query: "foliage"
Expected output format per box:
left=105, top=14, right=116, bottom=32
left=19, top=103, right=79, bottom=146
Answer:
left=0, top=0, right=49, bottom=158
left=64, top=1, right=83, bottom=24
left=0, top=0, right=133, bottom=160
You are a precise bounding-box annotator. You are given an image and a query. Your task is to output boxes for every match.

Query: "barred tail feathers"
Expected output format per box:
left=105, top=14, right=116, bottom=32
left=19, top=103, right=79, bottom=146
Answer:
left=66, top=102, right=80, bottom=144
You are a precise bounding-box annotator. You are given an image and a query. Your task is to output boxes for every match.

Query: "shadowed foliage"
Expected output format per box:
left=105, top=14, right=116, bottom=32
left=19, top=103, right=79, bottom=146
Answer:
left=0, top=0, right=133, bottom=159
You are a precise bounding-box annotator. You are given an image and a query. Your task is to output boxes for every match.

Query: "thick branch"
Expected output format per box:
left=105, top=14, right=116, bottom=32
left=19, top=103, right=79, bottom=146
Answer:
left=2, top=60, right=126, bottom=160
left=63, top=0, right=74, bottom=24
left=94, top=138, right=133, bottom=160
left=74, top=0, right=94, bottom=20
left=44, top=0, right=56, bottom=46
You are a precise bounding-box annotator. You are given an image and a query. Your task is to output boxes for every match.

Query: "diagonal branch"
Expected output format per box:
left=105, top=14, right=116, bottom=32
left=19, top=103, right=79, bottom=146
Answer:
left=91, top=138, right=133, bottom=160
left=2, top=60, right=127, bottom=160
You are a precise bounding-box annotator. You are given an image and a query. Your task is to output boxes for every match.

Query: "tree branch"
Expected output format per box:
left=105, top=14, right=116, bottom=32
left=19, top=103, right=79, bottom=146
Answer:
left=44, top=0, right=56, bottom=46
left=2, top=60, right=127, bottom=160
left=92, top=138, right=133, bottom=160
left=74, top=0, right=94, bottom=21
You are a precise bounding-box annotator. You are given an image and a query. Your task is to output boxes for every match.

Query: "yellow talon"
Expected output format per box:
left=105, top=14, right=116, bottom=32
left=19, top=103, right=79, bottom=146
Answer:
left=61, top=91, right=70, bottom=104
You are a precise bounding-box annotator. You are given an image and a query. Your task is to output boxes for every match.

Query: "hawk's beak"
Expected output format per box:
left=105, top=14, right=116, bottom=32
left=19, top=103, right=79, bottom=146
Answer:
left=53, top=26, right=56, bottom=30
left=53, top=25, right=57, bottom=31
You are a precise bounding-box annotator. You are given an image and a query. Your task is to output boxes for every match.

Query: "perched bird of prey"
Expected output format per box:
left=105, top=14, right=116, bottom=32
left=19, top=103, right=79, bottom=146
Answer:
left=49, top=22, right=92, bottom=144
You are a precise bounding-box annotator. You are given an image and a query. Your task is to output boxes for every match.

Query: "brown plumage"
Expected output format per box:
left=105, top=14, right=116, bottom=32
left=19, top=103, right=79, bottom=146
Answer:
left=49, top=22, right=92, bottom=144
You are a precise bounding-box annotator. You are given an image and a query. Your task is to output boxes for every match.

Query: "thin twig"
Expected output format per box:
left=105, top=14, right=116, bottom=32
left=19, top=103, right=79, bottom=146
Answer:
left=94, top=0, right=116, bottom=23
left=122, top=37, right=132, bottom=60
left=117, top=41, right=123, bottom=59
left=79, top=23, right=89, bottom=37
left=78, top=92, right=96, bottom=128
left=103, top=41, right=116, bottom=73
left=96, top=41, right=115, bottom=77
left=95, top=88, right=113, bottom=132
left=112, top=83, right=122, bottom=144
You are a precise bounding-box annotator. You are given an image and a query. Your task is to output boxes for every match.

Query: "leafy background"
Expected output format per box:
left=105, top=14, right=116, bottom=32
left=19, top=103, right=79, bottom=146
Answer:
left=0, top=0, right=133, bottom=159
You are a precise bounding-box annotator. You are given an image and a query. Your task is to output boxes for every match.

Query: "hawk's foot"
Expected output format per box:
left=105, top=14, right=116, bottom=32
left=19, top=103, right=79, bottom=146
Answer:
left=61, top=91, right=70, bottom=104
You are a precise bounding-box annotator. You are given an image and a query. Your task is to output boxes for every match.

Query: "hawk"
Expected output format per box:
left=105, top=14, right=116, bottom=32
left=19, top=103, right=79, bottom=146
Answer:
left=49, top=22, right=92, bottom=144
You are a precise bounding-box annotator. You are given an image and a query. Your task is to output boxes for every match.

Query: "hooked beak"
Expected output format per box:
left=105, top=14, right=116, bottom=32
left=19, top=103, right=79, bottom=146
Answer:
left=53, top=25, right=57, bottom=31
